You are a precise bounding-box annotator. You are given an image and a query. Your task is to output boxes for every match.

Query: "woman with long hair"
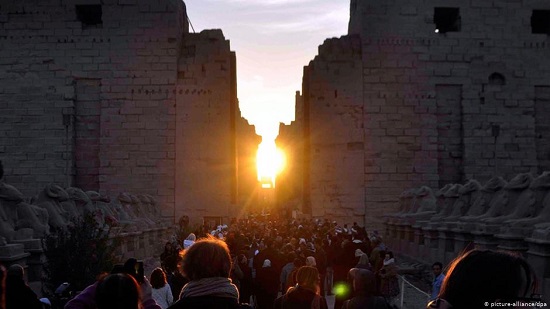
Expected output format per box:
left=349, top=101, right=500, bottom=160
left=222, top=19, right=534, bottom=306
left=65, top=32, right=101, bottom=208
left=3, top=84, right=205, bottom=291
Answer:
left=273, top=266, right=328, bottom=309
left=150, top=268, right=173, bottom=309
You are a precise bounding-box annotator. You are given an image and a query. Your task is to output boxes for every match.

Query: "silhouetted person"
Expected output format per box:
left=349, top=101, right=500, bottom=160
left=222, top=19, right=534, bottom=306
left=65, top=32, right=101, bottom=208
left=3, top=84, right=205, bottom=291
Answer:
left=427, top=250, right=539, bottom=309
left=5, top=264, right=42, bottom=309
left=237, top=254, right=253, bottom=304
left=255, top=259, right=278, bottom=309
left=274, top=266, right=328, bottom=309
left=342, top=268, right=390, bottom=309
left=430, top=262, right=444, bottom=301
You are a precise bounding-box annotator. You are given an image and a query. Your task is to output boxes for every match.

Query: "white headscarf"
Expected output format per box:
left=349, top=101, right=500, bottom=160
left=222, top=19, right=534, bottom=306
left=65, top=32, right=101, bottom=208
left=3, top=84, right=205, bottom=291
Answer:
left=306, top=256, right=316, bottom=267
left=183, top=233, right=196, bottom=249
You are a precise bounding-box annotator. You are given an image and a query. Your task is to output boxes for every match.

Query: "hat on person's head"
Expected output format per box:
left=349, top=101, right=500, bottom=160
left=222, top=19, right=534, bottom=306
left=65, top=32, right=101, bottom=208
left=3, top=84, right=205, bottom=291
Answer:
left=262, top=259, right=271, bottom=268
left=299, top=238, right=306, bottom=245
left=7, top=264, right=24, bottom=278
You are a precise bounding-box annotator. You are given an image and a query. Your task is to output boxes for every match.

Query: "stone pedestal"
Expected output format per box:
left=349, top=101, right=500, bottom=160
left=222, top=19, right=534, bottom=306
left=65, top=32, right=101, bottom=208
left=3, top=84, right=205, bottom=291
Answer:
left=525, top=235, right=550, bottom=299
left=471, top=230, right=499, bottom=250
left=137, top=231, right=146, bottom=258
left=437, top=227, right=456, bottom=265
left=396, top=223, right=407, bottom=253
left=159, top=227, right=169, bottom=248
left=12, top=239, right=44, bottom=282
left=0, top=243, right=30, bottom=264
left=451, top=225, right=474, bottom=257
left=385, top=220, right=399, bottom=250
left=412, top=223, right=428, bottom=260
left=495, top=233, right=528, bottom=257
left=422, top=227, right=439, bottom=263
left=471, top=224, right=500, bottom=250
left=121, top=232, right=140, bottom=260
left=403, top=224, right=415, bottom=256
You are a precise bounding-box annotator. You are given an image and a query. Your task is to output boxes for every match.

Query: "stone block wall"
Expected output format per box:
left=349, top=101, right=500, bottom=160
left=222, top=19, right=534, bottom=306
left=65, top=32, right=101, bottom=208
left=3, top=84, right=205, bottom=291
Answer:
left=0, top=0, right=185, bottom=215
left=286, top=0, right=550, bottom=228
left=174, top=29, right=248, bottom=222
left=301, top=36, right=365, bottom=223
left=0, top=0, right=259, bottom=223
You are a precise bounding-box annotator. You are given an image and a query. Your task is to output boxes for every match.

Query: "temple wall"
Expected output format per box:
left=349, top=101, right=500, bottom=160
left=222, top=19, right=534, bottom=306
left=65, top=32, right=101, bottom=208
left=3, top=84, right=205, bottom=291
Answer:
left=290, top=0, right=550, bottom=227
left=0, top=0, right=257, bottom=222
left=301, top=36, right=365, bottom=224
left=175, top=30, right=236, bottom=222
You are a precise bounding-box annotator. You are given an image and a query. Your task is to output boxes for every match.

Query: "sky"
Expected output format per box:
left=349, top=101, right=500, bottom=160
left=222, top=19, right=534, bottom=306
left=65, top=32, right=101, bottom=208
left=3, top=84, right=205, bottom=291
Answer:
left=185, top=0, right=350, bottom=140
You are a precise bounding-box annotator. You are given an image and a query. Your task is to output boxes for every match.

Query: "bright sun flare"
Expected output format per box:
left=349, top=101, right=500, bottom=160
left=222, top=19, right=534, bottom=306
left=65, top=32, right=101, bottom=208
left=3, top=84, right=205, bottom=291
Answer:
left=256, top=141, right=285, bottom=188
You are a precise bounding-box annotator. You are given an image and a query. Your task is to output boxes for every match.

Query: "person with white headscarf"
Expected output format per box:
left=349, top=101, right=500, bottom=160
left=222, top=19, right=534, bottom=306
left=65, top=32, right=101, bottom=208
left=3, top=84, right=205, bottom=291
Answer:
left=183, top=233, right=196, bottom=249
left=256, top=259, right=279, bottom=309
left=305, top=256, right=317, bottom=267
left=378, top=251, right=399, bottom=306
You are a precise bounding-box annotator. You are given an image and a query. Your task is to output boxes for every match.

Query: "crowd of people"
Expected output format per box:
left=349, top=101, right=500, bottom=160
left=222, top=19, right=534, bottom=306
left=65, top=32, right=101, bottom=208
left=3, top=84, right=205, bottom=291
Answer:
left=148, top=215, right=543, bottom=309
left=0, top=214, right=543, bottom=309
left=159, top=216, right=400, bottom=308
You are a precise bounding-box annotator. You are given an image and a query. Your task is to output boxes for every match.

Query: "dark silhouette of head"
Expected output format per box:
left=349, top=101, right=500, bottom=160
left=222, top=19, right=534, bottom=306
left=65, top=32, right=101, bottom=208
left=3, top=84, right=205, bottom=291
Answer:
left=432, top=262, right=443, bottom=277
left=296, top=266, right=320, bottom=294
left=96, top=273, right=140, bottom=309
left=439, top=249, right=537, bottom=309
left=150, top=268, right=167, bottom=289
left=181, top=235, right=231, bottom=280
left=0, top=160, right=4, bottom=180
left=352, top=268, right=377, bottom=296
left=6, top=264, right=23, bottom=280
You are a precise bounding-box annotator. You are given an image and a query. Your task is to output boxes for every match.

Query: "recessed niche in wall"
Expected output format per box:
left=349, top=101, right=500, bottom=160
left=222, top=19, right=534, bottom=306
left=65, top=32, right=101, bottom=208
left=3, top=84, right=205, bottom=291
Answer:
left=76, top=5, right=102, bottom=28
left=489, top=72, right=506, bottom=85
left=434, top=7, right=461, bottom=33
left=531, top=10, right=550, bottom=35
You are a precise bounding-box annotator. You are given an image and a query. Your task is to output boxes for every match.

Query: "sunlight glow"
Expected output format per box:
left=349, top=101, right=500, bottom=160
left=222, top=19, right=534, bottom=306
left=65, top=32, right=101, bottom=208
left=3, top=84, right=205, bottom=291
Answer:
left=256, top=141, right=286, bottom=188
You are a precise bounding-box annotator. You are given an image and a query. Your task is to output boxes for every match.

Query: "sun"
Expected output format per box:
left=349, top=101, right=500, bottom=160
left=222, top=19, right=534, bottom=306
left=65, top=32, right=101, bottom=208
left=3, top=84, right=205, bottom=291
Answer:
left=256, top=141, right=285, bottom=188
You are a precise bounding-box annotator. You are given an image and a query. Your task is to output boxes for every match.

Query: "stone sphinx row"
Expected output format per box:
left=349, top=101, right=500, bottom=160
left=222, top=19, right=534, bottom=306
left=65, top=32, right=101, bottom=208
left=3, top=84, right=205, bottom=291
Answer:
left=0, top=180, right=169, bottom=245
left=389, top=171, right=550, bottom=240
left=384, top=171, right=550, bottom=297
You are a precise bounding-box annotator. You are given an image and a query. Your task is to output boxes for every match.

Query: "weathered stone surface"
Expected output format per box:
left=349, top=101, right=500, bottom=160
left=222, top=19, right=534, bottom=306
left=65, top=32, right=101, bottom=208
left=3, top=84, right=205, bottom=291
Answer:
left=402, top=186, right=436, bottom=219
left=445, top=179, right=481, bottom=221
left=0, top=182, right=49, bottom=240
left=283, top=0, right=550, bottom=228
left=34, top=184, right=71, bottom=230
left=0, top=1, right=259, bottom=225
left=500, top=171, right=550, bottom=230
left=481, top=173, right=533, bottom=224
